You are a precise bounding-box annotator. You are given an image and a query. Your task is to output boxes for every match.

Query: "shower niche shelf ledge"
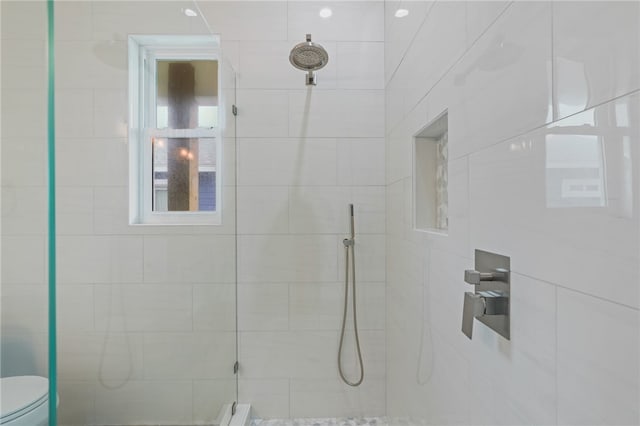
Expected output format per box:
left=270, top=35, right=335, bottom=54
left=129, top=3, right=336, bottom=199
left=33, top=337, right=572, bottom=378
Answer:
left=413, top=111, right=448, bottom=234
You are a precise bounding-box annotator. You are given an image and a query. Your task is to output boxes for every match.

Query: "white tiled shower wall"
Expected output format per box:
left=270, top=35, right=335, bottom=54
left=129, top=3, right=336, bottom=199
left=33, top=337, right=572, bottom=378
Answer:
left=385, top=1, right=639, bottom=425
left=0, top=0, right=385, bottom=424
left=223, top=0, right=386, bottom=419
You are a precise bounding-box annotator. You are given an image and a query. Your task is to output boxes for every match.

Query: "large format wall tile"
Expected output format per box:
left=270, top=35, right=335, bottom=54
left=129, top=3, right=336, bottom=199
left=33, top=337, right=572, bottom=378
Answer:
left=1, top=89, right=46, bottom=138
left=238, top=283, right=289, bottom=331
left=1, top=38, right=46, bottom=90
left=288, top=90, right=384, bottom=138
left=237, top=186, right=290, bottom=234
left=396, top=0, right=467, bottom=121
left=557, top=289, right=640, bottom=425
left=554, top=1, right=640, bottom=119
left=288, top=186, right=351, bottom=234
left=57, top=381, right=96, bottom=425
left=1, top=1, right=388, bottom=422
left=1, top=187, right=46, bottom=235
left=336, top=42, right=385, bottom=90
left=448, top=1, right=553, bottom=159
left=237, top=41, right=304, bottom=90
left=94, top=284, right=192, bottom=332
left=93, top=380, right=193, bottom=425
left=1, top=138, right=46, bottom=186
left=143, top=332, right=236, bottom=379
left=288, top=2, right=384, bottom=42
left=55, top=41, right=126, bottom=89
left=58, top=236, right=143, bottom=284
left=238, top=40, right=338, bottom=90
left=289, top=282, right=385, bottom=331
left=384, top=0, right=433, bottom=85
left=143, top=235, right=236, bottom=283
left=239, top=331, right=338, bottom=379
left=385, top=2, right=639, bottom=424
left=0, top=1, right=46, bottom=40
left=56, top=138, right=128, bottom=187
left=238, top=138, right=337, bottom=186
left=0, top=284, right=48, bottom=334
left=337, top=234, right=386, bottom=283
left=192, top=284, right=237, bottom=331
left=290, top=378, right=385, bottom=418
left=469, top=93, right=640, bottom=308
left=238, top=235, right=338, bottom=283
left=238, top=379, right=290, bottom=419
left=337, top=138, right=386, bottom=186
left=236, top=90, right=290, bottom=138
left=197, top=1, right=288, bottom=41
left=465, top=1, right=511, bottom=49
left=193, top=379, right=237, bottom=423
left=57, top=332, right=144, bottom=382
left=468, top=273, right=557, bottom=426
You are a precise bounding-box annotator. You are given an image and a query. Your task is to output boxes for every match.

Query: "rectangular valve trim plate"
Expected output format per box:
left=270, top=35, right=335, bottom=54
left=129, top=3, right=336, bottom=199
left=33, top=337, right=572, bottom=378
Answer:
left=462, top=249, right=510, bottom=340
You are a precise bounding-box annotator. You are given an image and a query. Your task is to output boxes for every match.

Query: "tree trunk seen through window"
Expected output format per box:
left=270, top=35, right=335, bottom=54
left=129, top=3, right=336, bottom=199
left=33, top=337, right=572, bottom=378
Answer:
left=167, top=62, right=199, bottom=211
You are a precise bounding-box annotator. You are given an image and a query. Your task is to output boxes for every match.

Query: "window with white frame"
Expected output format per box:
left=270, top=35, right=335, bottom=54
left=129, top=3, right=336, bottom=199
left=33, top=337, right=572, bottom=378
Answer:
left=128, top=35, right=222, bottom=225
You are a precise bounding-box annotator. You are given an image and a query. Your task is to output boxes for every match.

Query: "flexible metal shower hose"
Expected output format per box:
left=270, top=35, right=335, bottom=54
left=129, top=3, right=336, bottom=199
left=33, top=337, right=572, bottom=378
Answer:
left=338, top=231, right=364, bottom=387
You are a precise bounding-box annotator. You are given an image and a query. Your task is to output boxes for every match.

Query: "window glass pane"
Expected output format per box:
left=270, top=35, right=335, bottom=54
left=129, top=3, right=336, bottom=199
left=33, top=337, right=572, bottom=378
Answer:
left=157, top=106, right=168, bottom=128
left=198, top=106, right=218, bottom=128
left=156, top=60, right=218, bottom=129
left=152, top=137, right=216, bottom=212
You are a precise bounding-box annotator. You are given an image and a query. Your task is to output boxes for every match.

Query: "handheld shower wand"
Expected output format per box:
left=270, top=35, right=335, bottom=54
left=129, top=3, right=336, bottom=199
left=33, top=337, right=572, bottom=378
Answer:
left=338, top=203, right=364, bottom=386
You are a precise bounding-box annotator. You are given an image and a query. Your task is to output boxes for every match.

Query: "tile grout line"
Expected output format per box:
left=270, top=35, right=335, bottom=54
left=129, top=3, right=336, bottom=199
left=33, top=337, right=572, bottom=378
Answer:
left=450, top=87, right=640, bottom=164
left=555, top=280, right=559, bottom=425
left=385, top=1, right=516, bottom=136
left=513, top=270, right=640, bottom=312
left=551, top=4, right=559, bottom=423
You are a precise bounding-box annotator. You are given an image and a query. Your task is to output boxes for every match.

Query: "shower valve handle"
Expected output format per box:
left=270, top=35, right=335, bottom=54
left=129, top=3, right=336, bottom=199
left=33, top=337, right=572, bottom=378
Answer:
left=464, top=268, right=507, bottom=285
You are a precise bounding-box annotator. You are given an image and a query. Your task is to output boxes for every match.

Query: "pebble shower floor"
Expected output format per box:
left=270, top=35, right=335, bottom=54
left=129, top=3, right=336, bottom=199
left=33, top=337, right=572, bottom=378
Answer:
left=250, top=418, right=423, bottom=426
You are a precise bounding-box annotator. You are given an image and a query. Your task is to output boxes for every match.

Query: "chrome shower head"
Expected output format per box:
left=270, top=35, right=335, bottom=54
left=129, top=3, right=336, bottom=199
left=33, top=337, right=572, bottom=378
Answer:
left=289, top=34, right=329, bottom=85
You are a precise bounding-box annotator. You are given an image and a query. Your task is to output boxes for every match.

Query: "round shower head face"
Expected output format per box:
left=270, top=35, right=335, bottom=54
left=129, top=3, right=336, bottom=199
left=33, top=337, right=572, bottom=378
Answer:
left=289, top=40, right=329, bottom=71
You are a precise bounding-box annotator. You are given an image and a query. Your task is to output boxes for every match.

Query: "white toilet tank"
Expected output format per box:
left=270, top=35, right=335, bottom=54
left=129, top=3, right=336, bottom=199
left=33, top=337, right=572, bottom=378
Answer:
left=0, top=376, right=51, bottom=426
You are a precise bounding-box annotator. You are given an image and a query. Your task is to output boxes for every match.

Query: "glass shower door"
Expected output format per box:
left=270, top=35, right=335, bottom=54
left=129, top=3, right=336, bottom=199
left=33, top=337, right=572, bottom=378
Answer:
left=51, top=2, right=238, bottom=424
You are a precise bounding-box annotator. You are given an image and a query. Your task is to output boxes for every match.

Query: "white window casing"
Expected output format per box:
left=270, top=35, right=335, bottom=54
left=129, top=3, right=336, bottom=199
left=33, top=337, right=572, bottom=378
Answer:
left=128, top=35, right=222, bottom=225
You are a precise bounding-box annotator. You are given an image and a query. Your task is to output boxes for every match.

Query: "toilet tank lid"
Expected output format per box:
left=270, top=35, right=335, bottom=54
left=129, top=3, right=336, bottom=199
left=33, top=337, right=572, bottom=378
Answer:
left=0, top=376, right=49, bottom=418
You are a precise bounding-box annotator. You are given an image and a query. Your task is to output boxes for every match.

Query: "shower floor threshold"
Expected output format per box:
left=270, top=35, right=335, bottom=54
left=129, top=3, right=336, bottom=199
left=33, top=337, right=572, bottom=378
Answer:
left=251, top=418, right=422, bottom=426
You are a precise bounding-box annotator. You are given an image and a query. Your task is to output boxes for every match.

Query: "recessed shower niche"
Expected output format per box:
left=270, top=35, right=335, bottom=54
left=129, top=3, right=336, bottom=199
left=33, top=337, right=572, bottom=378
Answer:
left=413, top=111, right=448, bottom=233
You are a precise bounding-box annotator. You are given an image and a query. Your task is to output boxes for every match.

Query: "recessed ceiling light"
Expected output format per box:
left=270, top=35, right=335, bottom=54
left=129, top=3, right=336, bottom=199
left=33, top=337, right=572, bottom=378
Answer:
left=319, top=8, right=333, bottom=18
left=394, top=8, right=409, bottom=18
left=183, top=8, right=198, bottom=17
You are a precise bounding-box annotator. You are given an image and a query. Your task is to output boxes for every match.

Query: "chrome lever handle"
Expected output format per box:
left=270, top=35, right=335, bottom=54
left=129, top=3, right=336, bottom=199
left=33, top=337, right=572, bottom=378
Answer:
left=462, top=292, right=485, bottom=339
left=464, top=268, right=508, bottom=285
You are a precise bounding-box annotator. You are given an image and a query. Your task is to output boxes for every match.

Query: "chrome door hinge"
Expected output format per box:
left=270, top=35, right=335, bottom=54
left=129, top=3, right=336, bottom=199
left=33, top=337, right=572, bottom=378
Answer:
left=232, top=105, right=238, bottom=116
left=231, top=401, right=237, bottom=416
left=233, top=361, right=239, bottom=374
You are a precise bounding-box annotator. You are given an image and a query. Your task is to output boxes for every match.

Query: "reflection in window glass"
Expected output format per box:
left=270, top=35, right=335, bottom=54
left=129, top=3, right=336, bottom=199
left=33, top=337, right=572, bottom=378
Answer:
left=153, top=59, right=218, bottom=212
left=545, top=134, right=606, bottom=208
left=156, top=60, right=218, bottom=129
left=153, top=137, right=216, bottom=212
